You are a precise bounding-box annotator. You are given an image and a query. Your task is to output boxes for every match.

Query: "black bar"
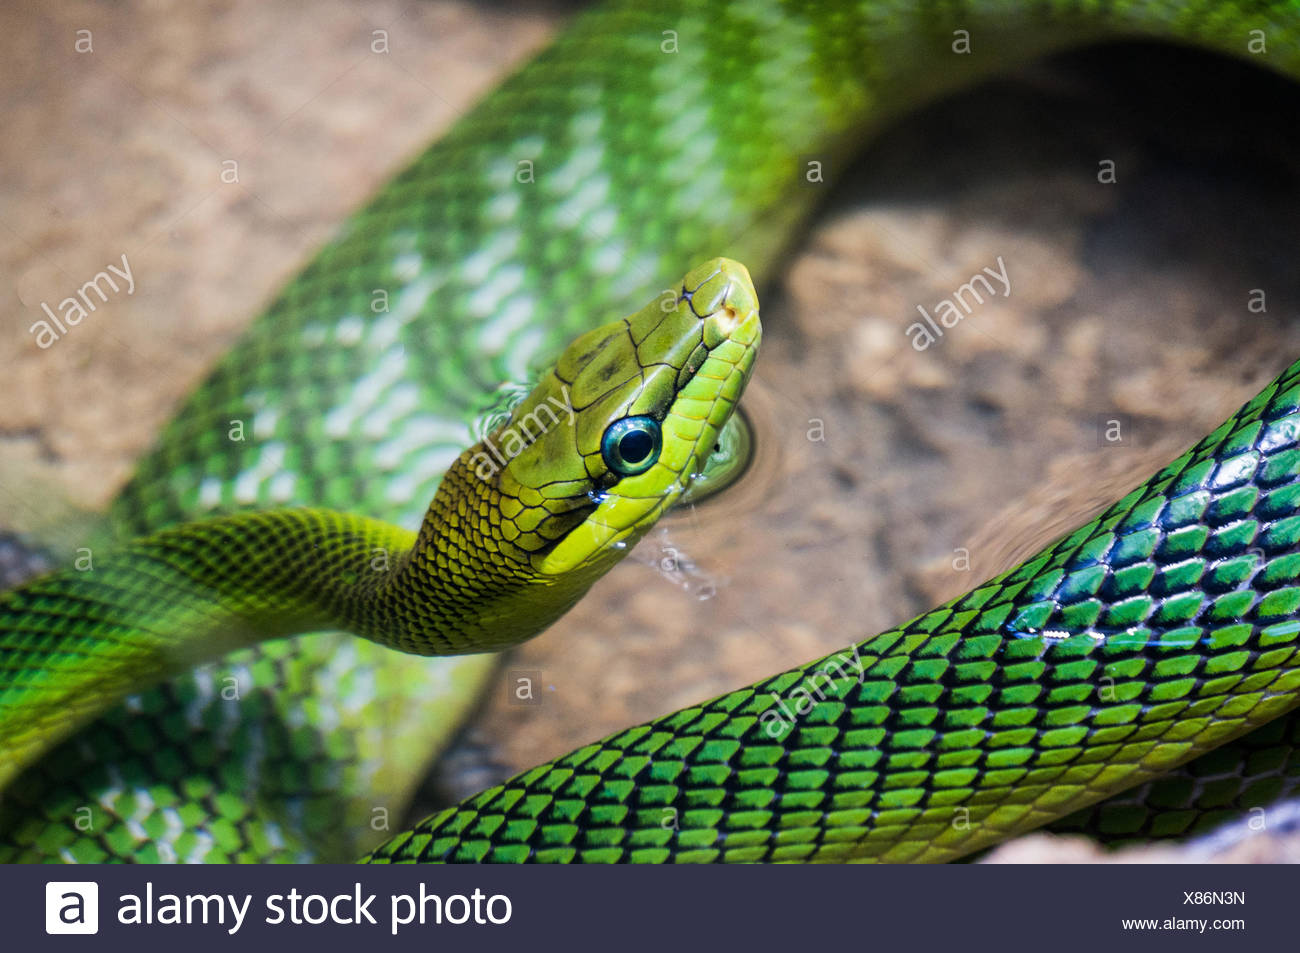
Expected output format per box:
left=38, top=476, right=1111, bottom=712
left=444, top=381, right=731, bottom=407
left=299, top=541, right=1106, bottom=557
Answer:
left=4, top=863, right=1274, bottom=951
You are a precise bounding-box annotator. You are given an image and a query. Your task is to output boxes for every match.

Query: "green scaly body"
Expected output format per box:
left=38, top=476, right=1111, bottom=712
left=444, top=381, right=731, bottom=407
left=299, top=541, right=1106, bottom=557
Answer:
left=4, top=0, right=1300, bottom=862
left=0, top=258, right=758, bottom=858
left=368, top=358, right=1300, bottom=862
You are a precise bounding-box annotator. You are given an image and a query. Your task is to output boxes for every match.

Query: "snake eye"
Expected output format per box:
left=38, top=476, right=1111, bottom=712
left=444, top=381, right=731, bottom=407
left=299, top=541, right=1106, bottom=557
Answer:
left=601, top=416, right=662, bottom=477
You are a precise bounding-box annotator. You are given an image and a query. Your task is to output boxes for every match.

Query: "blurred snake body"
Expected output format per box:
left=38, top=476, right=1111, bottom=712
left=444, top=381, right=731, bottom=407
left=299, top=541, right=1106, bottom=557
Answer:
left=0, top=260, right=760, bottom=795
left=3, top=0, right=1300, bottom=863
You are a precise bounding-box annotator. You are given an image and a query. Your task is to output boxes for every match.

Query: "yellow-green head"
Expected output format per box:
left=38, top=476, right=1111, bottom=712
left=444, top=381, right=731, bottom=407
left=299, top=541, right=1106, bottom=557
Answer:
left=400, top=258, right=760, bottom=650
left=462, top=258, right=760, bottom=579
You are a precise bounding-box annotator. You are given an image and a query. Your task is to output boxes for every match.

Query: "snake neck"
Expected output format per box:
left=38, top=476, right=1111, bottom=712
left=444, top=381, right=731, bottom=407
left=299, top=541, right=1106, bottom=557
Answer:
left=354, top=440, right=602, bottom=656
left=0, top=440, right=587, bottom=789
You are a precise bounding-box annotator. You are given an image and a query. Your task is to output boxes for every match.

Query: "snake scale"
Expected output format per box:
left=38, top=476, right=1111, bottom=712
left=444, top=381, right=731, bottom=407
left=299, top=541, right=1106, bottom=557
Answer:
left=4, top=0, right=1300, bottom=863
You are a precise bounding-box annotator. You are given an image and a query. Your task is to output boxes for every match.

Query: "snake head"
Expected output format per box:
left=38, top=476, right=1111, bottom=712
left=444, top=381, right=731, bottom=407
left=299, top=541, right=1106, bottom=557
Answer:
left=481, top=258, right=761, bottom=579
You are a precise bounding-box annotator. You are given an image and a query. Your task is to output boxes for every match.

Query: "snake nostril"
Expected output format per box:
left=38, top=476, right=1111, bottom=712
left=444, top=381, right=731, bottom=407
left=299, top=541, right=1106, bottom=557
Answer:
left=716, top=303, right=739, bottom=332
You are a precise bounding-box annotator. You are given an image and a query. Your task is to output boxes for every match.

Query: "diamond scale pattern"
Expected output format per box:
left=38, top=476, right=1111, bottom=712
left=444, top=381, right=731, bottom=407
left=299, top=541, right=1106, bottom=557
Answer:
left=368, top=357, right=1300, bottom=863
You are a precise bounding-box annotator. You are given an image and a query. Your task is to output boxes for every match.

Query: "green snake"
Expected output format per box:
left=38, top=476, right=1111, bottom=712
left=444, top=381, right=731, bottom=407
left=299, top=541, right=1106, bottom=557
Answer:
left=4, top=0, right=1300, bottom=863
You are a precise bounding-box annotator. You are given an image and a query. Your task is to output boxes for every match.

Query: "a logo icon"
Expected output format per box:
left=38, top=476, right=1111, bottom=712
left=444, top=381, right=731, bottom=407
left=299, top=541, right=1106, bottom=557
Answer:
left=45, top=882, right=99, bottom=935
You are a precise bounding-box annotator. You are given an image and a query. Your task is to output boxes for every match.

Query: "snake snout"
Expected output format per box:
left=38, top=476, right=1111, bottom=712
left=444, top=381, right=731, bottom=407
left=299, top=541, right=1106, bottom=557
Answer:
left=682, top=257, right=759, bottom=347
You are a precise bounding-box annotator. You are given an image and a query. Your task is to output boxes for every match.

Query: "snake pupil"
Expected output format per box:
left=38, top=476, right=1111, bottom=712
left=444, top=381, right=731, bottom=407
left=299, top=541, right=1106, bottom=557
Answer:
left=619, top=430, right=653, bottom=464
